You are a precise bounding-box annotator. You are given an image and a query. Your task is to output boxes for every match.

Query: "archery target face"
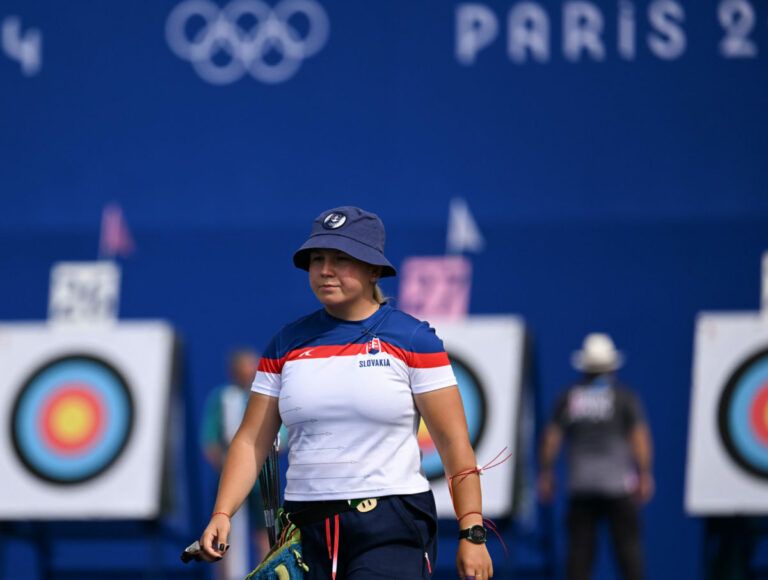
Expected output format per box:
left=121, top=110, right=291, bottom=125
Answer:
left=718, top=347, right=768, bottom=479
left=686, top=313, right=768, bottom=514
left=11, top=355, right=134, bottom=484
left=0, top=321, right=174, bottom=519
left=419, top=353, right=486, bottom=480
left=419, top=316, right=524, bottom=518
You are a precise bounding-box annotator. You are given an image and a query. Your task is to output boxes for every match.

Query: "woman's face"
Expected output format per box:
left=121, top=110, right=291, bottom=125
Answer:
left=308, top=249, right=378, bottom=318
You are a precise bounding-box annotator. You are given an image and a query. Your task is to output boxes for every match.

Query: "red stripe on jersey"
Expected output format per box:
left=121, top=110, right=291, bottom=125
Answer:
left=406, top=350, right=451, bottom=368
left=258, top=357, right=285, bottom=374
left=285, top=344, right=363, bottom=360
left=380, top=343, right=449, bottom=368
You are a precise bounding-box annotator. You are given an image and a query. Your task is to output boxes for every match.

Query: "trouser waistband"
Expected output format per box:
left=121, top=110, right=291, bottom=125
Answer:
left=282, top=498, right=381, bottom=528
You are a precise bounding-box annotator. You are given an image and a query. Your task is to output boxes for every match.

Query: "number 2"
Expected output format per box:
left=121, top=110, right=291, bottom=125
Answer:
left=718, top=0, right=758, bottom=58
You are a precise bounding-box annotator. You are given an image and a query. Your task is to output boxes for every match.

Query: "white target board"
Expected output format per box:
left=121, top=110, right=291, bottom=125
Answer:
left=424, top=316, right=525, bottom=519
left=0, top=321, right=175, bottom=519
left=686, top=313, right=768, bottom=514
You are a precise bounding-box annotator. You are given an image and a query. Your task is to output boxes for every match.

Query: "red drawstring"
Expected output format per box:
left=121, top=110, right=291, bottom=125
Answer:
left=333, top=514, right=339, bottom=578
left=446, top=447, right=513, bottom=559
left=445, top=447, right=514, bottom=513
left=325, top=515, right=340, bottom=579
left=449, top=447, right=513, bottom=485
left=482, top=516, right=508, bottom=557
left=458, top=510, right=483, bottom=522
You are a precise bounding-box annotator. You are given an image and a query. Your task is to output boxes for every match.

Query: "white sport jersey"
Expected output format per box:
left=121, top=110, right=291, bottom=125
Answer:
left=252, top=303, right=457, bottom=501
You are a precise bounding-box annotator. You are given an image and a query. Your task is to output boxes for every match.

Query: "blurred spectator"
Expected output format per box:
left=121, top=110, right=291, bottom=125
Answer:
left=201, top=348, right=270, bottom=580
left=538, top=333, right=654, bottom=580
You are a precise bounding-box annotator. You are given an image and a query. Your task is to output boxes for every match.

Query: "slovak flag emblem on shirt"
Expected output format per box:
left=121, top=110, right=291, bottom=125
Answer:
left=366, top=337, right=381, bottom=355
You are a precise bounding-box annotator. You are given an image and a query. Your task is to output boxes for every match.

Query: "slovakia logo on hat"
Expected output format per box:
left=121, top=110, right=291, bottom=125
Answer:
left=322, top=212, right=346, bottom=229
left=365, top=337, right=381, bottom=355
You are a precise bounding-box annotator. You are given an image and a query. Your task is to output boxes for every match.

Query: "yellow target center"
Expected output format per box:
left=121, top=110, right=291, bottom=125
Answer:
left=50, top=395, right=96, bottom=444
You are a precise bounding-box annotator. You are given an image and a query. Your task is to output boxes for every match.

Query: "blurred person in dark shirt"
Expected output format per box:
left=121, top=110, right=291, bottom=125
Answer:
left=538, top=333, right=654, bottom=580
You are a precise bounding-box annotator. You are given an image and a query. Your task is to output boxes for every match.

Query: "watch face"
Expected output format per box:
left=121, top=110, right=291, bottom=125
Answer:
left=469, top=526, right=487, bottom=543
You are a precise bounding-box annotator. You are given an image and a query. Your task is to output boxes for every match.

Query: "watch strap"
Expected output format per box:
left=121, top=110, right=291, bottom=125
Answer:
left=458, top=524, right=488, bottom=544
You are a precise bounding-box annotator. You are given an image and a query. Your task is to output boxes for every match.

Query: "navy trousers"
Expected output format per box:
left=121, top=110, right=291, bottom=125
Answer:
left=566, top=494, right=644, bottom=580
left=283, top=491, right=438, bottom=580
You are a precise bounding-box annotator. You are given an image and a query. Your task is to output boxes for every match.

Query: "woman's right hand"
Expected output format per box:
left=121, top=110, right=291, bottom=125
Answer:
left=199, top=513, right=231, bottom=562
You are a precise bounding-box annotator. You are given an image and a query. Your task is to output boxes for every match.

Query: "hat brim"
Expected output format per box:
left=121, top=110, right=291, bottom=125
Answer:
left=293, top=233, right=397, bottom=277
left=570, top=352, right=624, bottom=373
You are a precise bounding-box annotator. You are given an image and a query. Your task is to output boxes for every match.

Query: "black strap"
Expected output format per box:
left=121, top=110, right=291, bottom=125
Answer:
left=282, top=500, right=354, bottom=528
left=283, top=497, right=384, bottom=528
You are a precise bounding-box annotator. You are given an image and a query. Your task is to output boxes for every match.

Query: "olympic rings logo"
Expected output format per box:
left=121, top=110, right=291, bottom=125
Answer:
left=165, top=0, right=329, bottom=85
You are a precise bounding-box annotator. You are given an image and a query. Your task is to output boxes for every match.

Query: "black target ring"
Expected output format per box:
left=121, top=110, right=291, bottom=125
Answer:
left=717, top=347, right=768, bottom=480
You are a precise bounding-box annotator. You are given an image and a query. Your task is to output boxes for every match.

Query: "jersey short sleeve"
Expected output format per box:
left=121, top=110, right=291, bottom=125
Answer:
left=406, top=321, right=457, bottom=394
left=251, top=334, right=282, bottom=398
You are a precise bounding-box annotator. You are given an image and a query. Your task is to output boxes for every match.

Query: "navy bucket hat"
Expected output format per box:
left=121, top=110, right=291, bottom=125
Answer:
left=293, top=206, right=397, bottom=277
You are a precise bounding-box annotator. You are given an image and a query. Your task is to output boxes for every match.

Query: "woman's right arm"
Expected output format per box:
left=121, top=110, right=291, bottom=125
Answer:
left=199, top=392, right=282, bottom=561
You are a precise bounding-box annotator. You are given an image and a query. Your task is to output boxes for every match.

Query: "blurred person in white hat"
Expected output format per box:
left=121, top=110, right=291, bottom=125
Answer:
left=538, top=333, right=654, bottom=580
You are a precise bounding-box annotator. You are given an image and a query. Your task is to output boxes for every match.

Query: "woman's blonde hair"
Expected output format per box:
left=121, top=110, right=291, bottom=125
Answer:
left=373, top=284, right=385, bottom=304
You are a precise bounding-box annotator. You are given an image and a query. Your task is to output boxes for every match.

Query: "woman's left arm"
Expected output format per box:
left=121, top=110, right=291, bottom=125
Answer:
left=415, top=386, right=494, bottom=580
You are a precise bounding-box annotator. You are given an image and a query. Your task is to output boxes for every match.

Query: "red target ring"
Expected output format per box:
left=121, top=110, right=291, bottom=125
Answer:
left=10, top=355, right=134, bottom=485
left=39, top=383, right=105, bottom=455
left=750, top=383, right=768, bottom=446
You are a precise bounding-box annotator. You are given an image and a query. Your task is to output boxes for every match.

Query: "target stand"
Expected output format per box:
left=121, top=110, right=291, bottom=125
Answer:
left=686, top=312, right=768, bottom=579
left=424, top=316, right=555, bottom=579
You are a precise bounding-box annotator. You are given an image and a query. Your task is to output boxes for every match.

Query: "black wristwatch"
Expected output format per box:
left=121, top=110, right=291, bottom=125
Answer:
left=458, top=525, right=487, bottom=544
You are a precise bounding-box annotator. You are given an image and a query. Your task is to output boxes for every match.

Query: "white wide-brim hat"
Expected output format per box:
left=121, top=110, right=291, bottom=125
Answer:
left=571, top=333, right=625, bottom=373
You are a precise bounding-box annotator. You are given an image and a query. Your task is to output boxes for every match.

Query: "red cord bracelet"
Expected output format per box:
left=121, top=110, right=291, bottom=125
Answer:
left=212, top=511, right=231, bottom=520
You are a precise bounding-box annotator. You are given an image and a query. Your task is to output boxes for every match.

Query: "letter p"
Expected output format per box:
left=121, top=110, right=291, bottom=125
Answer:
left=456, top=4, right=499, bottom=65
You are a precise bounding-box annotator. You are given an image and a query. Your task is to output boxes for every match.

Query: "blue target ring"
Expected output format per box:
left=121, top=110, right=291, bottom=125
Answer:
left=419, top=353, right=486, bottom=481
left=10, top=355, right=134, bottom=485
left=718, top=347, right=768, bottom=480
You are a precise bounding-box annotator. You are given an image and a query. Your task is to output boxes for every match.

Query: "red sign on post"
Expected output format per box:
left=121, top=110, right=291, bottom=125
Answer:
left=398, top=256, right=472, bottom=320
